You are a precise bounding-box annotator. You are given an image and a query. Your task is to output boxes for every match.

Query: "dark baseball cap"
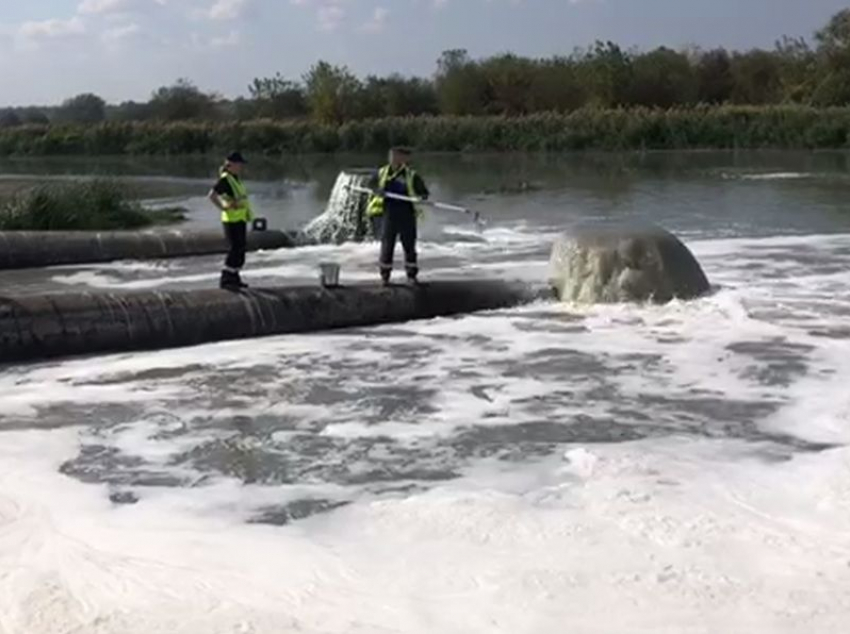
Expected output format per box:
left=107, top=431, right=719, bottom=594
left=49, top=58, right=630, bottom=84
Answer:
left=226, top=151, right=247, bottom=164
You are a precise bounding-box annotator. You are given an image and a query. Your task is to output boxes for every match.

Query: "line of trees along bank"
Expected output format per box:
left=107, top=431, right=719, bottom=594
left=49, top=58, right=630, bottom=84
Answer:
left=0, top=10, right=849, bottom=155
left=1, top=10, right=849, bottom=128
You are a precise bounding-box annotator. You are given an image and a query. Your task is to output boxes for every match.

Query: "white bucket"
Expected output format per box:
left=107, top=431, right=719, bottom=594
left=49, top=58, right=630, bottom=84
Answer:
left=319, top=262, right=340, bottom=287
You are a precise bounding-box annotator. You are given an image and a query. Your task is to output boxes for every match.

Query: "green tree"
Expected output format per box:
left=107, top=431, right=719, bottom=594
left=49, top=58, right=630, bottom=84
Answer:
left=771, top=37, right=818, bottom=103
left=0, top=110, right=21, bottom=128
left=695, top=49, right=734, bottom=104
left=230, top=97, right=259, bottom=121
left=730, top=50, right=783, bottom=104
left=248, top=74, right=308, bottom=119
left=479, top=53, right=536, bottom=115
left=360, top=75, right=438, bottom=118
left=434, top=49, right=488, bottom=115
left=815, top=9, right=850, bottom=52
left=19, top=108, right=50, bottom=125
left=628, top=47, right=697, bottom=107
left=302, top=61, right=362, bottom=124
left=811, top=10, right=850, bottom=105
left=110, top=101, right=154, bottom=122
left=54, top=93, right=106, bottom=124
left=527, top=57, right=588, bottom=112
left=149, top=79, right=217, bottom=121
left=579, top=41, right=633, bottom=107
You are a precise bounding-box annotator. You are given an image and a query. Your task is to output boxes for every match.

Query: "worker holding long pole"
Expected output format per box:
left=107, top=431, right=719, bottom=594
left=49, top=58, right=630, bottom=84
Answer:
left=366, top=146, right=430, bottom=286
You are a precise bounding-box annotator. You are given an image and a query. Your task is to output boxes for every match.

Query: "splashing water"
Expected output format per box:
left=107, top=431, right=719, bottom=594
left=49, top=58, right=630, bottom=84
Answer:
left=302, top=169, right=376, bottom=245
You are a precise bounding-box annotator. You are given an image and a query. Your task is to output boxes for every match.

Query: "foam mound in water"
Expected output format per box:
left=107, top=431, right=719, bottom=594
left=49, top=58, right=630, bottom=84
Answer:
left=549, top=220, right=711, bottom=304
left=302, top=169, right=377, bottom=245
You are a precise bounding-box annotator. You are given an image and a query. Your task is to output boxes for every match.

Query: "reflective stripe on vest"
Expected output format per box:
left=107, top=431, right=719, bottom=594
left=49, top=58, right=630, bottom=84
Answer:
left=366, top=165, right=422, bottom=218
left=220, top=171, right=253, bottom=224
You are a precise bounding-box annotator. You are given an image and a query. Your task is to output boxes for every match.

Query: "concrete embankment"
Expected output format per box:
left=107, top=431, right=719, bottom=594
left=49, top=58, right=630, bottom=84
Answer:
left=0, top=280, right=552, bottom=364
left=0, top=229, right=303, bottom=270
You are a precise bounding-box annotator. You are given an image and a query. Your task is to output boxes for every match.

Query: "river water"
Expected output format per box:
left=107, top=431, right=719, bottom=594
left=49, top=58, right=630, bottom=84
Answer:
left=1, top=151, right=850, bottom=633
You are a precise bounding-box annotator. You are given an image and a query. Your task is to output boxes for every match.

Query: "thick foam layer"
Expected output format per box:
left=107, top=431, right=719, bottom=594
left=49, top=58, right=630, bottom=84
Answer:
left=41, top=223, right=553, bottom=293
left=1, top=228, right=850, bottom=632
left=0, top=431, right=847, bottom=633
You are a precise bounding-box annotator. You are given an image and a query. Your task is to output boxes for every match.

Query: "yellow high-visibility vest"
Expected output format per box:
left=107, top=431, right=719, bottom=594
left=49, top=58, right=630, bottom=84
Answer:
left=219, top=170, right=253, bottom=224
left=366, top=165, right=422, bottom=218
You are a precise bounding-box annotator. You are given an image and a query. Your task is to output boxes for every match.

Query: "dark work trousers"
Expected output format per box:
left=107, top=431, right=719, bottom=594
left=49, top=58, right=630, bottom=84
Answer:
left=379, top=208, right=418, bottom=279
left=223, top=221, right=247, bottom=271
left=369, top=215, right=383, bottom=241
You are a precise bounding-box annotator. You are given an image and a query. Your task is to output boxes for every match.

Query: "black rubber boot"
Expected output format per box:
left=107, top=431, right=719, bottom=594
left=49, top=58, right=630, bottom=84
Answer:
left=233, top=272, right=248, bottom=288
left=220, top=270, right=246, bottom=290
left=380, top=270, right=391, bottom=287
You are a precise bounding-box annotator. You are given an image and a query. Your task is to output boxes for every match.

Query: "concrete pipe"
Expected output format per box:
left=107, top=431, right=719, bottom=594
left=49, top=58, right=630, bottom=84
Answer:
left=0, top=228, right=304, bottom=271
left=0, top=280, right=552, bottom=364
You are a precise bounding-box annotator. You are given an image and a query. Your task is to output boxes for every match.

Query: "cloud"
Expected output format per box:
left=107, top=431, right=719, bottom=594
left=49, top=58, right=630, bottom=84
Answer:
left=77, top=0, right=135, bottom=15
left=210, top=29, right=240, bottom=47
left=207, top=0, right=250, bottom=20
left=19, top=17, right=86, bottom=39
left=290, top=0, right=349, bottom=32
left=181, top=27, right=240, bottom=51
left=318, top=4, right=345, bottom=31
left=359, top=6, right=388, bottom=33
left=440, top=0, right=527, bottom=6
left=102, top=22, right=141, bottom=42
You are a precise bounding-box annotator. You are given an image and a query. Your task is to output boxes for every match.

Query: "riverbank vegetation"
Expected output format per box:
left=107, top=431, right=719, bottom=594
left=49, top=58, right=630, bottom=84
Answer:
left=0, top=179, right=186, bottom=230
left=1, top=10, right=849, bottom=154
left=1, top=107, right=849, bottom=154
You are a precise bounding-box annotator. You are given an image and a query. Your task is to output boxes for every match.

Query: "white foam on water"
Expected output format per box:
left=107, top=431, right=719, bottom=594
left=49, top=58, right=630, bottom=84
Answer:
left=108, top=415, right=224, bottom=467
left=43, top=222, right=551, bottom=291
left=718, top=171, right=848, bottom=183
left=51, top=270, right=221, bottom=290
left=0, top=374, right=186, bottom=418
left=3, top=230, right=850, bottom=631
left=0, top=429, right=848, bottom=633
left=320, top=420, right=458, bottom=441
left=85, top=260, right=179, bottom=273
left=735, top=172, right=816, bottom=181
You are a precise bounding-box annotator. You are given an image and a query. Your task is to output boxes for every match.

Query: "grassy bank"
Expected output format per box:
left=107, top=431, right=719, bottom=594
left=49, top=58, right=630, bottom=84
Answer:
left=1, top=107, right=849, bottom=156
left=0, top=179, right=186, bottom=230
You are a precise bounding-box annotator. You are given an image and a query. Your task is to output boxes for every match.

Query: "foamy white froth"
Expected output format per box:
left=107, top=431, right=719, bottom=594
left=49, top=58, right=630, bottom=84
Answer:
left=47, top=222, right=554, bottom=291
left=1, top=230, right=850, bottom=632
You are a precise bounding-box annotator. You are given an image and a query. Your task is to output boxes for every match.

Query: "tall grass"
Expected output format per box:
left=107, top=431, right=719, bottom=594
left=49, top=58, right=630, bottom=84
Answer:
left=1, top=107, right=849, bottom=155
left=0, top=179, right=186, bottom=230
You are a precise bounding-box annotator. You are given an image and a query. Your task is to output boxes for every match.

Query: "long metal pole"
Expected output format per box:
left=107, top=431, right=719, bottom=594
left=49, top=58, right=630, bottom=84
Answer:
left=346, top=184, right=486, bottom=225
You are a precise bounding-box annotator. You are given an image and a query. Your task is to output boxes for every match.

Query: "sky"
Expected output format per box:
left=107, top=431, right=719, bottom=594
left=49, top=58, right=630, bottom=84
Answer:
left=0, top=0, right=847, bottom=107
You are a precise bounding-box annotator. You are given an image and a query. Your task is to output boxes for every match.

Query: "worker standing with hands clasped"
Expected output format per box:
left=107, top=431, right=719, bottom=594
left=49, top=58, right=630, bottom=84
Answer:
left=208, top=151, right=253, bottom=289
left=366, top=146, right=429, bottom=286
